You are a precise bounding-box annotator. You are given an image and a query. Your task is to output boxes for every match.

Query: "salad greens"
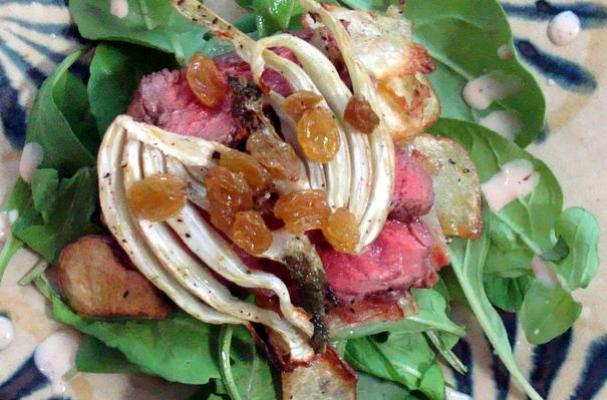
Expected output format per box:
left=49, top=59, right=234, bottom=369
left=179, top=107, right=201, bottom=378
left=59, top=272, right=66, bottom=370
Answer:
left=0, top=0, right=600, bottom=399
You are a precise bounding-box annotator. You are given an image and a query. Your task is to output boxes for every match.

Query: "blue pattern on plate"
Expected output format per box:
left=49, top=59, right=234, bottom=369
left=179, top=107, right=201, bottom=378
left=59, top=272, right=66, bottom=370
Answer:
left=529, top=328, right=573, bottom=399
left=451, top=339, right=474, bottom=395
left=489, top=312, right=519, bottom=400
left=570, top=335, right=607, bottom=400
left=501, top=0, right=607, bottom=28
left=0, top=356, right=49, bottom=400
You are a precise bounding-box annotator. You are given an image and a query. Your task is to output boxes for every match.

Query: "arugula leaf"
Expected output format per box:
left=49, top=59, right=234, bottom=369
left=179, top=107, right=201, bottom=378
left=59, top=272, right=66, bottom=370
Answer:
left=484, top=275, right=532, bottom=312
left=69, top=0, right=209, bottom=63
left=53, top=296, right=221, bottom=385
left=219, top=325, right=279, bottom=400
left=76, top=335, right=142, bottom=374
left=520, top=280, right=581, bottom=345
left=11, top=168, right=100, bottom=263
left=548, top=207, right=600, bottom=290
left=357, top=373, right=419, bottom=399
left=448, top=224, right=542, bottom=400
left=345, top=332, right=444, bottom=399
left=332, top=288, right=465, bottom=340
left=88, top=43, right=176, bottom=133
left=26, top=50, right=97, bottom=175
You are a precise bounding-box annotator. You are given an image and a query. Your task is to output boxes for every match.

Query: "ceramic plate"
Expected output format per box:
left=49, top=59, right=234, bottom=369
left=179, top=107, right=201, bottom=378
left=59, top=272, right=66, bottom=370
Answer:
left=0, top=1, right=605, bottom=399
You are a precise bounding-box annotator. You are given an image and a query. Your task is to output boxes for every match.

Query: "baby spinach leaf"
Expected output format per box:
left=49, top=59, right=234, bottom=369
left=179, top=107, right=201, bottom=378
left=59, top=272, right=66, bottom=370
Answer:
left=76, top=335, right=142, bottom=374
left=69, top=0, right=209, bottom=63
left=88, top=43, right=176, bottom=133
left=53, top=296, right=221, bottom=385
left=345, top=332, right=444, bottom=398
left=548, top=207, right=600, bottom=290
left=357, top=373, right=417, bottom=399
left=448, top=224, right=542, bottom=400
left=519, top=280, right=581, bottom=344
left=219, top=325, right=279, bottom=400
left=26, top=50, right=97, bottom=175
left=11, top=168, right=100, bottom=263
left=405, top=0, right=545, bottom=146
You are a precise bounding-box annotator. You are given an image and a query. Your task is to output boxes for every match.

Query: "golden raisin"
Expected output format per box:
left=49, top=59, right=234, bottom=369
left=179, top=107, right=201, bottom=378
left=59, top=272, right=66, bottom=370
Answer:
left=344, top=95, right=380, bottom=134
left=297, top=107, right=340, bottom=163
left=274, top=190, right=331, bottom=234
left=232, top=211, right=273, bottom=255
left=220, top=149, right=270, bottom=195
left=281, top=91, right=323, bottom=120
left=186, top=53, right=227, bottom=108
left=322, top=208, right=360, bottom=254
left=204, top=166, right=253, bottom=233
left=246, top=132, right=301, bottom=181
left=127, top=174, right=188, bottom=222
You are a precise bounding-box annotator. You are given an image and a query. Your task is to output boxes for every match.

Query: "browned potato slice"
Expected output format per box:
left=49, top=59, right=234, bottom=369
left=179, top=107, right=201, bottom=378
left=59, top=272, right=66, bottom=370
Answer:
left=57, top=236, right=171, bottom=318
left=408, top=134, right=482, bottom=238
left=282, top=348, right=357, bottom=400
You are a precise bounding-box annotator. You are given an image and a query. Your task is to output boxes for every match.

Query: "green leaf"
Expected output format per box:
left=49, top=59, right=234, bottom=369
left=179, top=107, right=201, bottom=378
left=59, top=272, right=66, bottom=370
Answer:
left=332, top=288, right=465, bottom=340
left=448, top=218, right=542, bottom=400
left=520, top=280, right=582, bottom=345
left=76, top=335, right=142, bottom=374
left=219, top=325, right=279, bottom=400
left=357, top=373, right=418, bottom=399
left=30, top=169, right=60, bottom=222
left=548, top=207, right=600, bottom=290
left=484, top=275, right=532, bottom=312
left=417, top=362, right=446, bottom=400
left=345, top=332, right=442, bottom=397
left=26, top=50, right=97, bottom=175
left=88, top=43, right=176, bottom=133
left=253, top=0, right=303, bottom=29
left=69, top=0, right=209, bottom=64
left=405, top=0, right=545, bottom=146
left=52, top=296, right=221, bottom=385
left=11, top=168, right=100, bottom=263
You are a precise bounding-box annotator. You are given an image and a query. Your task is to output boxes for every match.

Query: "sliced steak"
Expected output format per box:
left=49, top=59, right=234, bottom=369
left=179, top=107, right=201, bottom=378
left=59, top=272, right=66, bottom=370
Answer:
left=390, top=148, right=435, bottom=222
left=319, top=220, right=438, bottom=301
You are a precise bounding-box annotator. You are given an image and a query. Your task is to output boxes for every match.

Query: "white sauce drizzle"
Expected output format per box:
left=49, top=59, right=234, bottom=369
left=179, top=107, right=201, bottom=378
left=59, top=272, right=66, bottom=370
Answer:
left=19, top=142, right=43, bottom=183
left=34, top=331, right=81, bottom=395
left=478, top=110, right=522, bottom=140
left=0, top=211, right=9, bottom=245
left=462, top=72, right=521, bottom=110
left=548, top=11, right=581, bottom=46
left=0, top=316, right=15, bottom=351
left=497, top=44, right=512, bottom=60
left=531, top=255, right=559, bottom=285
left=481, top=159, right=540, bottom=212
left=446, top=388, right=473, bottom=400
left=7, top=209, right=19, bottom=224
left=110, top=0, right=129, bottom=19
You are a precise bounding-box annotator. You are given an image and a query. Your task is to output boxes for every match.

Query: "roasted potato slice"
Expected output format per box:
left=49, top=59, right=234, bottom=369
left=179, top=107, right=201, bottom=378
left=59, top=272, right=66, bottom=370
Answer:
left=57, top=236, right=171, bottom=319
left=282, top=348, right=357, bottom=400
left=408, top=134, right=482, bottom=238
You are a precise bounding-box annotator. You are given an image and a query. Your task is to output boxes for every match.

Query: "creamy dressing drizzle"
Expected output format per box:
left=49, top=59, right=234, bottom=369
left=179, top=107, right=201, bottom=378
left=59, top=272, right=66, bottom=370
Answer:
left=478, top=110, right=522, bottom=140
left=0, top=316, right=15, bottom=351
left=481, top=159, right=540, bottom=212
left=548, top=11, right=581, bottom=46
left=497, top=44, right=512, bottom=60
left=34, top=331, right=81, bottom=395
left=19, top=142, right=43, bottom=183
left=110, top=0, right=129, bottom=19
left=462, top=72, right=521, bottom=110
left=446, top=388, right=473, bottom=400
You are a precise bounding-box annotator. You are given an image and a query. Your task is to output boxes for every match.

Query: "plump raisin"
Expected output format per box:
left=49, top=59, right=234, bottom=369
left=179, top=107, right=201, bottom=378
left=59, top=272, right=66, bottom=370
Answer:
left=274, top=190, right=330, bottom=234
left=297, top=107, right=340, bottom=163
left=322, top=208, right=359, bottom=254
left=187, top=53, right=227, bottom=108
left=220, top=149, right=270, bottom=195
left=281, top=91, right=323, bottom=120
left=246, top=132, right=301, bottom=181
left=344, top=95, right=380, bottom=134
left=127, top=174, right=188, bottom=222
left=232, top=211, right=273, bottom=255
left=205, top=166, right=253, bottom=233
